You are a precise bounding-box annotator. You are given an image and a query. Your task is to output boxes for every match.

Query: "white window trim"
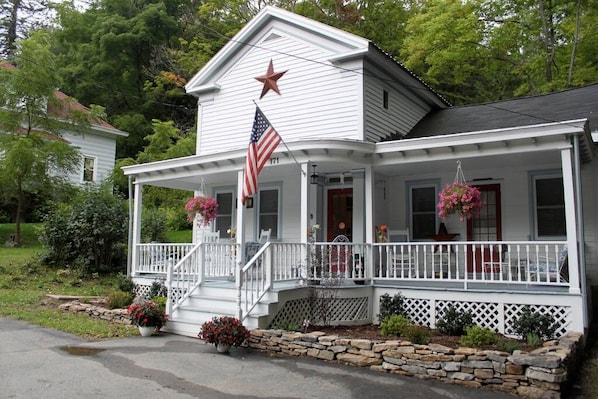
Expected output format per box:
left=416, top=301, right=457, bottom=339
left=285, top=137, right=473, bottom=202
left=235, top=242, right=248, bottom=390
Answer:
left=213, top=187, right=236, bottom=236
left=406, top=179, right=440, bottom=240
left=81, top=155, right=97, bottom=183
left=530, top=170, right=565, bottom=240
left=256, top=184, right=281, bottom=240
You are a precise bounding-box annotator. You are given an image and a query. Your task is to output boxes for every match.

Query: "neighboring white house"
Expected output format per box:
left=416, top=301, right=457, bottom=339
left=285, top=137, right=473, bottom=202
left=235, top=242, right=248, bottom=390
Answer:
left=122, top=7, right=597, bottom=338
left=48, top=90, right=128, bottom=185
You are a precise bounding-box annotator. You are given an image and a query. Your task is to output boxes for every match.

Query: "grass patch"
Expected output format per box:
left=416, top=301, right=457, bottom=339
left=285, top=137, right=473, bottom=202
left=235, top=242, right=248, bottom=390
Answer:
left=166, top=229, right=192, bottom=243
left=0, top=224, right=137, bottom=339
left=0, top=223, right=42, bottom=247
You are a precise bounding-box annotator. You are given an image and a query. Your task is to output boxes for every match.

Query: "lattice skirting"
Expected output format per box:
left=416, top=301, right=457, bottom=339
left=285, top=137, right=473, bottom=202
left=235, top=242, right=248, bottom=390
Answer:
left=400, top=296, right=572, bottom=338
left=270, top=296, right=370, bottom=328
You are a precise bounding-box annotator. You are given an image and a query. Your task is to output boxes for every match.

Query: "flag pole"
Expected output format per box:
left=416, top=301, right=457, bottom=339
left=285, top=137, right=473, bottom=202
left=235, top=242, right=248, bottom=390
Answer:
left=252, top=101, right=306, bottom=176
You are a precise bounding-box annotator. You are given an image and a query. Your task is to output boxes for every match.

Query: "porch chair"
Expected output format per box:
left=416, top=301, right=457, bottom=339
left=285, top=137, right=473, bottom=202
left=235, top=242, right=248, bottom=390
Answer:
left=330, top=234, right=351, bottom=277
left=259, top=228, right=271, bottom=243
left=526, top=245, right=569, bottom=282
left=387, top=229, right=417, bottom=278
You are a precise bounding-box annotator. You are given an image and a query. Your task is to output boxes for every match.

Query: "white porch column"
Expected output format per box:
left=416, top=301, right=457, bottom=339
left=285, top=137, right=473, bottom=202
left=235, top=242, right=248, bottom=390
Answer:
left=301, top=163, right=310, bottom=280
left=561, top=148, right=581, bottom=295
left=364, top=165, right=374, bottom=281
left=236, top=169, right=245, bottom=320
left=131, top=182, right=143, bottom=277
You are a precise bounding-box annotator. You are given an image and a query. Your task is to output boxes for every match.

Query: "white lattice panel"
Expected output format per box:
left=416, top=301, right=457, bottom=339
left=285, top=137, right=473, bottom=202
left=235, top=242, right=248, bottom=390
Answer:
left=403, top=298, right=431, bottom=327
left=436, top=300, right=500, bottom=331
left=504, top=304, right=570, bottom=338
left=270, top=297, right=369, bottom=328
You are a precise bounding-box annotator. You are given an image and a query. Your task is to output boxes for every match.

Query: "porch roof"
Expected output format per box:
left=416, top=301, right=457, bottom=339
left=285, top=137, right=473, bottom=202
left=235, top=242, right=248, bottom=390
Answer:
left=405, top=84, right=598, bottom=161
left=122, top=119, right=584, bottom=189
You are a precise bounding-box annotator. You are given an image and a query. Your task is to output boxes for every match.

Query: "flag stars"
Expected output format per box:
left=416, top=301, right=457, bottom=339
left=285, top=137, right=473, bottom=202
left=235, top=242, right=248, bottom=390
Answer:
left=255, top=59, right=287, bottom=99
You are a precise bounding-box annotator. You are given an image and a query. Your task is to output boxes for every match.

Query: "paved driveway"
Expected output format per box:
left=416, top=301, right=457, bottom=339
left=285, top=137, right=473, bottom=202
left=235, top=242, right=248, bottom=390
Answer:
left=0, top=318, right=515, bottom=399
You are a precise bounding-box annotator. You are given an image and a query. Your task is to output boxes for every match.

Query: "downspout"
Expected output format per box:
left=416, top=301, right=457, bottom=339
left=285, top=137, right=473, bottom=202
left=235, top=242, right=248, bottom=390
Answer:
left=573, top=134, right=588, bottom=329
left=127, top=175, right=133, bottom=277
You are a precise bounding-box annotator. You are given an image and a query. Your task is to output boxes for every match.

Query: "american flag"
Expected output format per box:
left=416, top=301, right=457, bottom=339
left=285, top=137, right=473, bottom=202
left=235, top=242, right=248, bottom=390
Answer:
left=242, top=107, right=281, bottom=204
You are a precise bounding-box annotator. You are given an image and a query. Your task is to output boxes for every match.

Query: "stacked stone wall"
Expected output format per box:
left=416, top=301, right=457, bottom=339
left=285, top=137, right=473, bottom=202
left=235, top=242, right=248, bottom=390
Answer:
left=249, top=329, right=583, bottom=399
left=58, top=301, right=132, bottom=325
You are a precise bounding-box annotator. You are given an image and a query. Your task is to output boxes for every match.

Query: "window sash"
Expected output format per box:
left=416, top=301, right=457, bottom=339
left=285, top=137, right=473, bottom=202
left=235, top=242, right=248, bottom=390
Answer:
left=533, top=175, right=565, bottom=239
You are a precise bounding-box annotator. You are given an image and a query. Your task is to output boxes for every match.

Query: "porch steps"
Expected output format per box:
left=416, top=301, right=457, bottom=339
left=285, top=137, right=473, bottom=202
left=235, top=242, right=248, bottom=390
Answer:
left=163, top=282, right=279, bottom=337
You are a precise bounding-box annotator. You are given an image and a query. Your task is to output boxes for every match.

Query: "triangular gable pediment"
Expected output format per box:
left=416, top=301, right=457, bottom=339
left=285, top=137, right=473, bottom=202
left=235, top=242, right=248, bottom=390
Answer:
left=185, top=6, right=369, bottom=96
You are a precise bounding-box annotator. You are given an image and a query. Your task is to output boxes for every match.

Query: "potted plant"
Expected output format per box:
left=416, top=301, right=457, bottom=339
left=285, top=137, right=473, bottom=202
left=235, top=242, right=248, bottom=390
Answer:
left=198, top=316, right=250, bottom=353
left=127, top=300, right=168, bottom=336
left=184, top=196, right=219, bottom=227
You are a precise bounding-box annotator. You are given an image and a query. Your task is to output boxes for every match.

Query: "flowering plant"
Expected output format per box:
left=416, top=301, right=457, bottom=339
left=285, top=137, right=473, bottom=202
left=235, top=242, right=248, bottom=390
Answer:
left=437, top=182, right=483, bottom=221
left=307, top=224, right=320, bottom=243
left=198, top=316, right=250, bottom=347
left=376, top=225, right=388, bottom=242
left=127, top=300, right=168, bottom=328
left=184, top=196, right=218, bottom=227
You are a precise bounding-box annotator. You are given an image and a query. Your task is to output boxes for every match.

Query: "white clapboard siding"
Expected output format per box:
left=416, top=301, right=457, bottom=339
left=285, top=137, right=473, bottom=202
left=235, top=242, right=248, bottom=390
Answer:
left=196, top=33, right=362, bottom=155
left=364, top=65, right=432, bottom=142
left=63, top=130, right=117, bottom=184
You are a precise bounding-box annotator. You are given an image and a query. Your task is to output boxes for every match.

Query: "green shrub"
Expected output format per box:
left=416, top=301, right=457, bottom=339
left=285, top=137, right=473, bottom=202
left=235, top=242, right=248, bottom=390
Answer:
left=106, top=290, right=134, bottom=309
left=526, top=332, right=541, bottom=347
left=141, top=208, right=167, bottom=243
left=460, top=325, right=498, bottom=347
left=117, top=275, right=136, bottom=294
left=152, top=296, right=167, bottom=313
left=270, top=321, right=300, bottom=331
left=380, top=314, right=412, bottom=336
left=165, top=206, right=191, bottom=231
left=496, top=339, right=522, bottom=353
left=403, top=325, right=430, bottom=344
left=39, top=185, right=128, bottom=274
left=512, top=306, right=558, bottom=340
left=148, top=280, right=167, bottom=299
left=436, top=305, right=474, bottom=336
left=378, top=293, right=405, bottom=323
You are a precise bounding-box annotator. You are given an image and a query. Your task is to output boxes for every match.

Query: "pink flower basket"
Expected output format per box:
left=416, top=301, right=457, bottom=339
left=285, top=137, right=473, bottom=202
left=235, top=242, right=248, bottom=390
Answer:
left=437, top=182, right=483, bottom=221
left=184, top=196, right=218, bottom=227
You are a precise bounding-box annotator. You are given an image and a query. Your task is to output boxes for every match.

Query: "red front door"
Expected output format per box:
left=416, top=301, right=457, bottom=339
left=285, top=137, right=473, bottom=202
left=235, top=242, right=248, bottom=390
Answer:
left=467, top=184, right=502, bottom=272
left=327, top=188, right=353, bottom=241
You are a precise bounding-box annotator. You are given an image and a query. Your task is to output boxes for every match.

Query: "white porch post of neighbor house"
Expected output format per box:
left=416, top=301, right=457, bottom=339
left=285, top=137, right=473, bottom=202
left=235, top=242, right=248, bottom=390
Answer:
left=301, top=162, right=310, bottom=281
left=131, top=182, right=143, bottom=277
left=561, top=147, right=580, bottom=295
left=364, top=165, right=374, bottom=279
left=236, top=169, right=246, bottom=319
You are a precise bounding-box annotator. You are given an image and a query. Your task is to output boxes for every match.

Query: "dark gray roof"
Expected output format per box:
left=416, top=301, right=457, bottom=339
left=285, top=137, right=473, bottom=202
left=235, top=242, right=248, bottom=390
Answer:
left=406, top=84, right=598, bottom=138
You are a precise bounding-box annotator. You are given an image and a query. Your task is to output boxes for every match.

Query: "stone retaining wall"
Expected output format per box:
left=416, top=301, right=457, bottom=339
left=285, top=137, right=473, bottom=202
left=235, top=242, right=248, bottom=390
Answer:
left=248, top=329, right=584, bottom=399
left=58, top=301, right=132, bottom=325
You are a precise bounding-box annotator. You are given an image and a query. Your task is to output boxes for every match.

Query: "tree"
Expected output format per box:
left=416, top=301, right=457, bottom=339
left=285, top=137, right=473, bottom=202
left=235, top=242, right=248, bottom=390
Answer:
left=0, top=0, right=50, bottom=59
left=0, top=33, right=81, bottom=245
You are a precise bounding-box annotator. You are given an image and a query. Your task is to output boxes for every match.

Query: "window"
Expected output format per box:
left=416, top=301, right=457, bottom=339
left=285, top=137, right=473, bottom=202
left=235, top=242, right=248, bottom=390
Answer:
left=258, top=187, right=279, bottom=239
left=214, top=190, right=234, bottom=237
left=383, top=90, right=389, bottom=110
left=82, top=156, right=96, bottom=182
left=532, top=174, right=565, bottom=238
left=407, top=181, right=439, bottom=240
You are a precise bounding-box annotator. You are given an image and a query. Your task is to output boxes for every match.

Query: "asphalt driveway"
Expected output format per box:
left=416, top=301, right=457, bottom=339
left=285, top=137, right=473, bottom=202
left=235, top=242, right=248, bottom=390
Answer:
left=0, top=318, right=515, bottom=399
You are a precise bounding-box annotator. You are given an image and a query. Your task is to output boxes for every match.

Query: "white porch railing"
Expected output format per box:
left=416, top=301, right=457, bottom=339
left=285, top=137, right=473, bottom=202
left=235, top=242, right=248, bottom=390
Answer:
left=136, top=243, right=196, bottom=274
left=143, top=240, right=570, bottom=321
left=371, top=241, right=569, bottom=288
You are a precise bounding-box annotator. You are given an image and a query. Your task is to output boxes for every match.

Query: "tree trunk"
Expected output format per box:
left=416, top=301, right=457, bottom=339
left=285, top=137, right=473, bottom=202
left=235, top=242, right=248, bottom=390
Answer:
left=15, top=186, right=23, bottom=246
left=567, top=0, right=582, bottom=87
left=538, top=0, right=555, bottom=82
left=6, top=0, right=21, bottom=58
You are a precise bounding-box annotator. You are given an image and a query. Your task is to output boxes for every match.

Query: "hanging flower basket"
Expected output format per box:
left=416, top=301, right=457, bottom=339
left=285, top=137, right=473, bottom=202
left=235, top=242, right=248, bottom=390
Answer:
left=437, top=162, right=483, bottom=221
left=184, top=196, right=218, bottom=227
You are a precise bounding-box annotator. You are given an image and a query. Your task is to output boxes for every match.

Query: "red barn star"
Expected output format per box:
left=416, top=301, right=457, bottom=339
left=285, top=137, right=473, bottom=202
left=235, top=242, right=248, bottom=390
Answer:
left=255, top=59, right=287, bottom=99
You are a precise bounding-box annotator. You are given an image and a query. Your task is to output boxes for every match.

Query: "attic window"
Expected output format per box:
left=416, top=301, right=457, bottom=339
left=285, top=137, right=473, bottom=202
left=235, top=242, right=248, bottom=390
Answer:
left=264, top=33, right=282, bottom=42
left=383, top=90, right=389, bottom=109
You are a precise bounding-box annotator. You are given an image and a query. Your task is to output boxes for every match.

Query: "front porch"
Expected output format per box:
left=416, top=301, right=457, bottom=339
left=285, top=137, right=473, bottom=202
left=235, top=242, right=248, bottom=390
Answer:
left=131, top=239, right=582, bottom=338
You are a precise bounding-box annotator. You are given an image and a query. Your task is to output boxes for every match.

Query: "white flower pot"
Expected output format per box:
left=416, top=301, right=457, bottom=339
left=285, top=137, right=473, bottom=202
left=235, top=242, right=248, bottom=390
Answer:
left=138, top=326, right=155, bottom=337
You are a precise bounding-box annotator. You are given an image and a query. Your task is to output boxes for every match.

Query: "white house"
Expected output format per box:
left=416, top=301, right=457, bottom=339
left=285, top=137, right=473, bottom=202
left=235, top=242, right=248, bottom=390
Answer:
left=122, top=6, right=597, bottom=338
left=48, top=90, right=128, bottom=185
